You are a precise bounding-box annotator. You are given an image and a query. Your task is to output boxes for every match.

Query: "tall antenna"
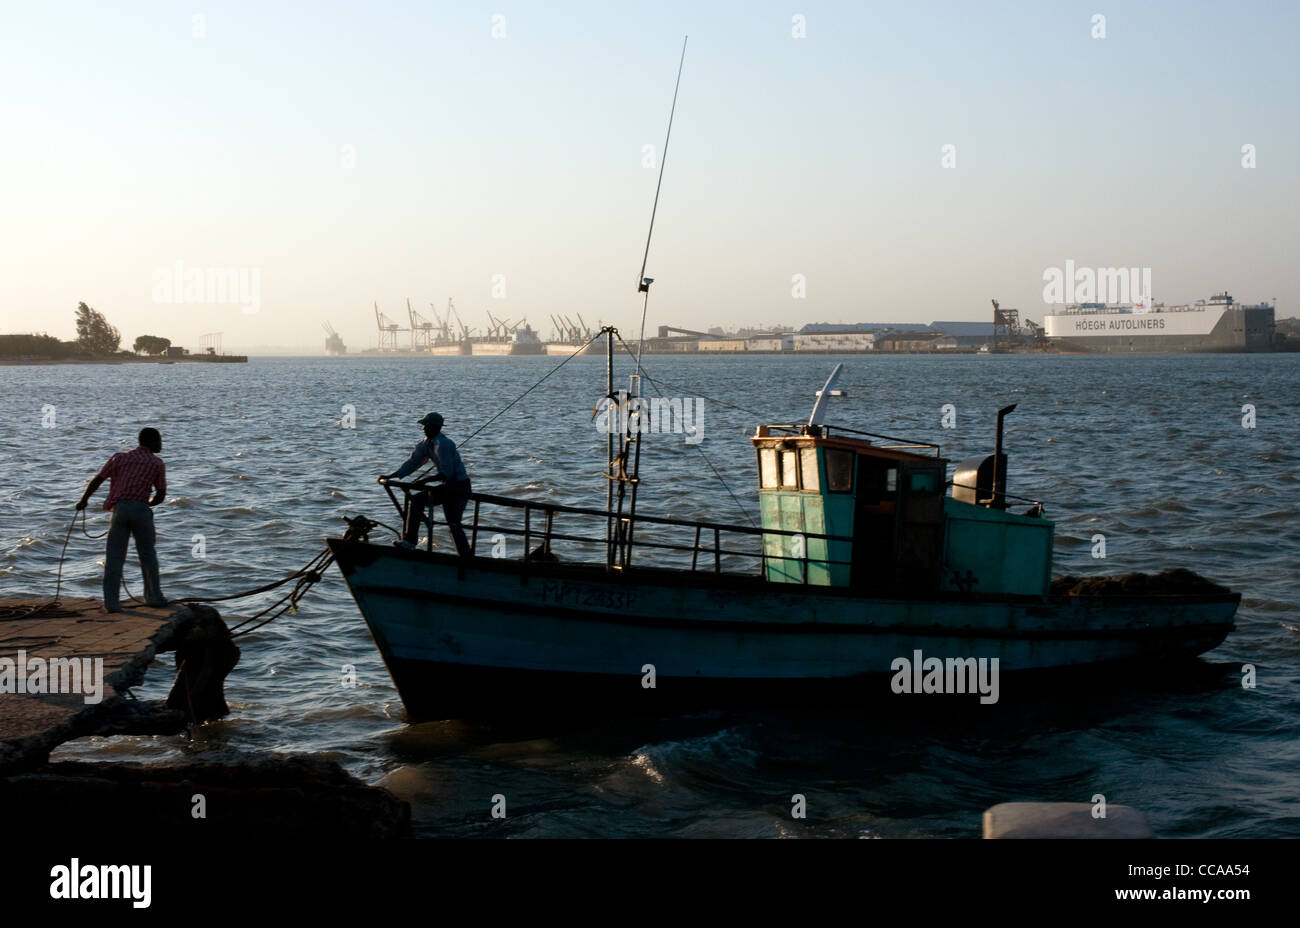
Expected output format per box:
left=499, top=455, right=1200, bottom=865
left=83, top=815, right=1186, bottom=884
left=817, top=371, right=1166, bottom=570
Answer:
left=611, top=36, right=688, bottom=570
left=634, top=34, right=688, bottom=374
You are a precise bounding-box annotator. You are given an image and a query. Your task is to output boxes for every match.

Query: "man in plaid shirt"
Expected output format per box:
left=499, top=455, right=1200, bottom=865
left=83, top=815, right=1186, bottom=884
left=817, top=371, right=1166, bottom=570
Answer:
left=76, top=427, right=168, bottom=612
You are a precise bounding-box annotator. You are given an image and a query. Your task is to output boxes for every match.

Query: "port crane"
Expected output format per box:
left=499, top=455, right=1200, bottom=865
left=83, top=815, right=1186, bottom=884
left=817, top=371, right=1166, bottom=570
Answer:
left=446, top=299, right=471, bottom=340
left=322, top=322, right=346, bottom=355
left=550, top=314, right=594, bottom=344
left=374, top=302, right=408, bottom=352
left=408, top=298, right=437, bottom=350
left=486, top=311, right=525, bottom=339
left=991, top=300, right=1043, bottom=349
left=426, top=303, right=451, bottom=343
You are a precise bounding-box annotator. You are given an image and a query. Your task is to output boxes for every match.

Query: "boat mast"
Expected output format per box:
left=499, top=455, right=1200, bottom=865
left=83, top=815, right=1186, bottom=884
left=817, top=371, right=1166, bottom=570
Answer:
left=605, top=324, right=617, bottom=568
left=613, top=35, right=688, bottom=570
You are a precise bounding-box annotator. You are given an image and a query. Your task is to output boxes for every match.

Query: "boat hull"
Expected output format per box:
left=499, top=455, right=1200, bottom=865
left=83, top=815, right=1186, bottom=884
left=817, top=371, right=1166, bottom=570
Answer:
left=545, top=342, right=603, bottom=356
left=1044, top=304, right=1275, bottom=353
left=470, top=340, right=545, bottom=356
left=328, top=540, right=1238, bottom=720
left=429, top=342, right=472, bottom=355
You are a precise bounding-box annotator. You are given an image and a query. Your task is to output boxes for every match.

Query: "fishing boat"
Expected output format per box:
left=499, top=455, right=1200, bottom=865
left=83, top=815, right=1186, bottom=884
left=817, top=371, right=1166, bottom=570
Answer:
left=327, top=352, right=1238, bottom=721
left=327, top=42, right=1237, bottom=720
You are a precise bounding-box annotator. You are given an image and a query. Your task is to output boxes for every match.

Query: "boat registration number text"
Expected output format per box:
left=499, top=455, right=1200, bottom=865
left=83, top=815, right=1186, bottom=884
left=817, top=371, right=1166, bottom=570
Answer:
left=540, top=581, right=637, bottom=611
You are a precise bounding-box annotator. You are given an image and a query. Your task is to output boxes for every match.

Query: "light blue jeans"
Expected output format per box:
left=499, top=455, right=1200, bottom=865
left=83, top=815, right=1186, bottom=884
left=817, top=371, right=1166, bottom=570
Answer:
left=103, top=500, right=165, bottom=610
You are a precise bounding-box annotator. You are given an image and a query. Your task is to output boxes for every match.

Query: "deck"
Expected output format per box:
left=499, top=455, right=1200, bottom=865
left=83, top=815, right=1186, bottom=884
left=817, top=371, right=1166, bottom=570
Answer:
left=0, top=597, right=181, bottom=772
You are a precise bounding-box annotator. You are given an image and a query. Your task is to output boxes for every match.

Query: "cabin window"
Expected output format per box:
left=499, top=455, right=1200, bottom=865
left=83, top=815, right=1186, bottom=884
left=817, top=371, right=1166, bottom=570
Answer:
left=825, top=449, right=854, bottom=492
left=886, top=468, right=898, bottom=493
left=781, top=451, right=799, bottom=488
left=759, top=448, right=778, bottom=488
left=909, top=470, right=939, bottom=493
left=800, top=448, right=820, bottom=492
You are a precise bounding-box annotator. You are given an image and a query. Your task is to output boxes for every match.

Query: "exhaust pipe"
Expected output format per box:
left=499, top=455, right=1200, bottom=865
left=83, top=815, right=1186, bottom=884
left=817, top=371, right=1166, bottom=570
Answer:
left=992, top=404, right=1017, bottom=510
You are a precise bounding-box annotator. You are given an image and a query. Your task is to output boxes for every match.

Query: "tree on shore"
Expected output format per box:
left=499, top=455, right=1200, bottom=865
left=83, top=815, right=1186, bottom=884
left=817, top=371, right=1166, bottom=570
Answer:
left=133, top=335, right=172, bottom=356
left=0, top=333, right=77, bottom=358
left=75, top=302, right=121, bottom=354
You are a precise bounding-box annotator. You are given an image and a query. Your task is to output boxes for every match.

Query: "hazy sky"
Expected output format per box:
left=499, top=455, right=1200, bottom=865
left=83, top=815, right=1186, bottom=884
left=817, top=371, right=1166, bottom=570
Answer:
left=1, top=0, right=1295, bottom=353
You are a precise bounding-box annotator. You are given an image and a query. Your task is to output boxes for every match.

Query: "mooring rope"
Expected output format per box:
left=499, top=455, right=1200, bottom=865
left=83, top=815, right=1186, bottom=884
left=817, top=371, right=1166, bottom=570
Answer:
left=176, top=515, right=381, bottom=638
left=76, top=508, right=110, bottom=539
left=30, top=512, right=381, bottom=636
left=53, top=512, right=77, bottom=604
left=1, top=512, right=84, bottom=620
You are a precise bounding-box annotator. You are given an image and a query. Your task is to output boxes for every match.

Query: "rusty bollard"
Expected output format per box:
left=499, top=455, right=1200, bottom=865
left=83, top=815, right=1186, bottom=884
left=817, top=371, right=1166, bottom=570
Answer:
left=165, top=605, right=240, bottom=723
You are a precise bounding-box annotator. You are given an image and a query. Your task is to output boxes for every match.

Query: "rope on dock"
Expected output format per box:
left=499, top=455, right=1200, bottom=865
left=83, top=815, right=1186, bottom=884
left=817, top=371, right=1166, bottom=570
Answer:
left=0, top=602, right=83, bottom=622
left=26, top=511, right=380, bottom=636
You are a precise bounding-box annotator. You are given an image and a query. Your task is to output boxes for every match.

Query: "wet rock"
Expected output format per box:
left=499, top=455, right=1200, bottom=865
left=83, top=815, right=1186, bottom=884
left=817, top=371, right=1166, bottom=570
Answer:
left=378, top=763, right=439, bottom=801
left=1, top=753, right=411, bottom=838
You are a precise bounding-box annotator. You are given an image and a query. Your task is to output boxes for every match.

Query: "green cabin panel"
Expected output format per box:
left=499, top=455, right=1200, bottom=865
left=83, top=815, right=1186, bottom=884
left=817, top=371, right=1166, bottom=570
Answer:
left=759, top=447, right=854, bottom=587
left=940, top=498, right=1053, bottom=596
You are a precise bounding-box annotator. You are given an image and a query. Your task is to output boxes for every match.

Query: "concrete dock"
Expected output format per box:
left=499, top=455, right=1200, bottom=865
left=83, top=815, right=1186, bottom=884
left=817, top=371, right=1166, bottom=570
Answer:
left=0, top=597, right=182, bottom=772
left=0, top=595, right=410, bottom=836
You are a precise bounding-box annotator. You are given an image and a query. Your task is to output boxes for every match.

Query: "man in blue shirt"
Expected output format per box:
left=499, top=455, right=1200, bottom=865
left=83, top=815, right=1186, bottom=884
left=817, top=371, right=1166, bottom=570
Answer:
left=381, top=412, right=473, bottom=556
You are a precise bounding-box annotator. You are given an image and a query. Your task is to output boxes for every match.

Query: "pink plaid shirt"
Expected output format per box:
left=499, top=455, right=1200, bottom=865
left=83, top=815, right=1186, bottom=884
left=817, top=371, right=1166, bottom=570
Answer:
left=96, top=446, right=166, bottom=511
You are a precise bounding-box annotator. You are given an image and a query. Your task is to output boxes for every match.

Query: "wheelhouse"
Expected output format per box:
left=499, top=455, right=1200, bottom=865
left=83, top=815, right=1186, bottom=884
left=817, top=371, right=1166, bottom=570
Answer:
left=753, top=419, right=1053, bottom=597
left=753, top=425, right=946, bottom=590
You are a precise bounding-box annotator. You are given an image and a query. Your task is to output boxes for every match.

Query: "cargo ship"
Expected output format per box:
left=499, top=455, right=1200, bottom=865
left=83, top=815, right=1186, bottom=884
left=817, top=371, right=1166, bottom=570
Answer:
left=1043, top=293, right=1275, bottom=353
left=471, top=322, right=545, bottom=355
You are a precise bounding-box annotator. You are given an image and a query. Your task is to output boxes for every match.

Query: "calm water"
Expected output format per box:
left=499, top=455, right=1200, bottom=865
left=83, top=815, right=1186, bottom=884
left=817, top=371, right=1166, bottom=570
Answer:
left=2, top=353, right=1297, bottom=837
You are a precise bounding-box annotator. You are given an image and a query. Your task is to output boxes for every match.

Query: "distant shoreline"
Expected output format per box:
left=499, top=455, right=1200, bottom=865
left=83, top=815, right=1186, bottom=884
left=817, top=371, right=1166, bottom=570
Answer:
left=0, top=356, right=248, bottom=366
left=4, top=348, right=1295, bottom=365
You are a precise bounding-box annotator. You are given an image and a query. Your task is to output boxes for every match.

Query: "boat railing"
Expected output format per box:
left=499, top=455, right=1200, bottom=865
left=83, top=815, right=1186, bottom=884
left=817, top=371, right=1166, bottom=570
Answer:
left=379, top=480, right=853, bottom=581
left=764, top=423, right=942, bottom=456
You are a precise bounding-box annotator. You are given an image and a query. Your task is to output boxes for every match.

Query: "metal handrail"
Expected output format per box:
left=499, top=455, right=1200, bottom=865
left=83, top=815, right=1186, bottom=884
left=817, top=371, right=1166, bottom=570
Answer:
left=377, top=479, right=854, bottom=579
left=468, top=520, right=855, bottom=567
left=381, top=480, right=851, bottom=543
